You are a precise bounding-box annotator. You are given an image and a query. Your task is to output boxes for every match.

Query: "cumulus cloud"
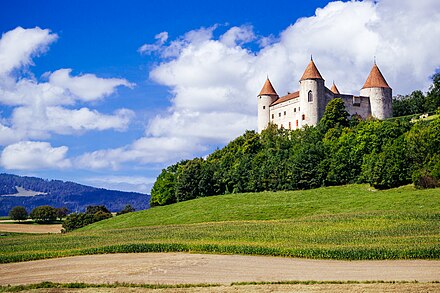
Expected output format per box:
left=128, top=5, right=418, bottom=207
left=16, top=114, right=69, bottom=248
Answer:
left=219, top=25, right=255, bottom=47
left=0, top=27, right=57, bottom=76
left=76, top=136, right=206, bottom=170
left=138, top=31, right=169, bottom=55
left=0, top=27, right=135, bottom=146
left=84, top=176, right=155, bottom=193
left=49, top=69, right=134, bottom=102
left=0, top=141, right=71, bottom=170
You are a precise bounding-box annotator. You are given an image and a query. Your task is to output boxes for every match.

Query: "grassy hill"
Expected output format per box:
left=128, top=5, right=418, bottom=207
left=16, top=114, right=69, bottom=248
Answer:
left=0, top=184, right=439, bottom=263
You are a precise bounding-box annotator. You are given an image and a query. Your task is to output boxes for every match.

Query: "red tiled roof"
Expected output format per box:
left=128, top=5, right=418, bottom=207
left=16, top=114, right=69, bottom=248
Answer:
left=330, top=82, right=340, bottom=94
left=362, top=64, right=390, bottom=89
left=258, top=78, right=278, bottom=96
left=271, top=91, right=299, bottom=106
left=300, top=59, right=323, bottom=81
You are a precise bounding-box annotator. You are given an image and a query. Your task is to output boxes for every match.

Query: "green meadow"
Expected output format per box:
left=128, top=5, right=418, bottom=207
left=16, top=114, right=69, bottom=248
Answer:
left=1, top=184, right=439, bottom=263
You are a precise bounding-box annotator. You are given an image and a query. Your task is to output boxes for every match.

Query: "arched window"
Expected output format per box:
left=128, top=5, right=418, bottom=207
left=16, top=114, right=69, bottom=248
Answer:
left=308, top=90, right=313, bottom=102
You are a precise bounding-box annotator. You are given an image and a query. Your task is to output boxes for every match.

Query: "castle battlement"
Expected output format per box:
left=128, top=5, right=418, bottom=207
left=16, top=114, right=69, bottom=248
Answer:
left=257, top=58, right=392, bottom=132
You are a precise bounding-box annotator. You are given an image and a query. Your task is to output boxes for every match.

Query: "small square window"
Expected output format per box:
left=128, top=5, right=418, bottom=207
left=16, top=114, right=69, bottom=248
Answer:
left=271, top=114, right=274, bottom=119
left=284, top=111, right=286, bottom=115
left=263, top=106, right=266, bottom=110
left=302, top=114, right=305, bottom=120
left=296, top=120, right=298, bottom=127
left=294, top=108, right=296, bottom=113
left=279, top=113, right=281, bottom=117
left=299, top=107, right=300, bottom=111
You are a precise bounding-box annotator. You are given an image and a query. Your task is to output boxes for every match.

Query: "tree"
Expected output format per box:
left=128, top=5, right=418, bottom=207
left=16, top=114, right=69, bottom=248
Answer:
left=85, top=205, right=110, bottom=215
left=8, top=206, right=28, bottom=222
left=30, top=205, right=57, bottom=223
left=150, top=162, right=181, bottom=206
left=116, top=204, right=135, bottom=215
left=56, top=207, right=69, bottom=220
left=319, top=98, right=349, bottom=132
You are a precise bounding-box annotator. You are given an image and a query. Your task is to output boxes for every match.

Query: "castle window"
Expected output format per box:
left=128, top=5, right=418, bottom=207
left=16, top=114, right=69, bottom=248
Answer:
left=263, top=106, right=266, bottom=110
left=294, top=108, right=296, bottom=113
left=296, top=120, right=298, bottom=127
left=271, top=114, right=274, bottom=119
left=279, top=113, right=281, bottom=117
left=308, top=90, right=313, bottom=102
left=280, top=124, right=283, bottom=129
left=302, top=114, right=305, bottom=120
left=284, top=111, right=286, bottom=116
left=289, top=122, right=291, bottom=129
left=299, top=107, right=300, bottom=111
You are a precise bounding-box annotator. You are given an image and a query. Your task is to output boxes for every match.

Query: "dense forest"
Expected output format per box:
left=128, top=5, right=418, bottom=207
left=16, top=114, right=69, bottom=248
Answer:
left=0, top=174, right=150, bottom=215
left=151, top=73, right=440, bottom=206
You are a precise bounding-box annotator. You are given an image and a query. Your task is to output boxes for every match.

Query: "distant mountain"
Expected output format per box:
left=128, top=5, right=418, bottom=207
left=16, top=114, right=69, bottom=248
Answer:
left=0, top=173, right=150, bottom=216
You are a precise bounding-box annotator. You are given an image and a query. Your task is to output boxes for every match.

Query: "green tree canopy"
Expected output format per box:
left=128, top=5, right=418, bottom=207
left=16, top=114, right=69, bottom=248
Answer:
left=8, top=206, right=28, bottom=222
left=319, top=98, right=349, bottom=132
left=30, top=205, right=57, bottom=223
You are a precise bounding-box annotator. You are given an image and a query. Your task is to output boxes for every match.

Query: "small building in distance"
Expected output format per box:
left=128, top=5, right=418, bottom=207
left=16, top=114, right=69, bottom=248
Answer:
left=257, top=58, right=392, bottom=132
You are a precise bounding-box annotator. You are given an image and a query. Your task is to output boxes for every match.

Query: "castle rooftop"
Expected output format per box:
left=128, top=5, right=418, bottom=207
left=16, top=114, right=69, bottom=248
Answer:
left=258, top=78, right=278, bottom=96
left=300, top=59, right=324, bottom=81
left=362, top=63, right=390, bottom=89
left=330, top=82, right=340, bottom=94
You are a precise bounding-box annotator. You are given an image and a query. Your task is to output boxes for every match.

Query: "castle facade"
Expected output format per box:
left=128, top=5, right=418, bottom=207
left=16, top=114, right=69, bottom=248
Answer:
left=257, top=58, right=392, bottom=132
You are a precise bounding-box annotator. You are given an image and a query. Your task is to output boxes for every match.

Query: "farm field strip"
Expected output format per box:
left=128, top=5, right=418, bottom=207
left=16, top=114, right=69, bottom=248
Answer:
left=0, top=184, right=439, bottom=263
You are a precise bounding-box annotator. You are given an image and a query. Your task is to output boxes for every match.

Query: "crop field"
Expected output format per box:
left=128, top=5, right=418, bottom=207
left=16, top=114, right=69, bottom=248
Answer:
left=0, top=184, right=439, bottom=263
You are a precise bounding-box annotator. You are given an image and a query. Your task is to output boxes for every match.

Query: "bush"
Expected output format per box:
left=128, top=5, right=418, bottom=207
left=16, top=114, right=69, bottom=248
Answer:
left=30, top=206, right=57, bottom=223
left=8, top=206, right=28, bottom=222
left=85, top=205, right=110, bottom=215
left=56, top=207, right=69, bottom=220
left=116, top=205, right=135, bottom=216
left=62, top=205, right=112, bottom=232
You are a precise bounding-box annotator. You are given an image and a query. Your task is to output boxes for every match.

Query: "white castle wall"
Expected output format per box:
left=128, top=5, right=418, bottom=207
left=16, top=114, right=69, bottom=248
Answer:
left=258, top=94, right=278, bottom=133
left=340, top=95, right=372, bottom=118
left=270, top=98, right=301, bottom=130
left=360, top=87, right=392, bottom=119
left=300, top=79, right=325, bottom=126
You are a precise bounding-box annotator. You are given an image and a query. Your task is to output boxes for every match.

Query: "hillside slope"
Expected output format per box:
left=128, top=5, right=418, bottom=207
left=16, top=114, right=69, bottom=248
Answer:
left=0, top=173, right=150, bottom=215
left=1, top=184, right=438, bottom=263
left=84, top=184, right=439, bottom=230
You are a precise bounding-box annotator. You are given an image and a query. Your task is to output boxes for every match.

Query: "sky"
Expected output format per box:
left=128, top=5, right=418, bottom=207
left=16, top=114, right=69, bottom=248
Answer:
left=0, top=0, right=440, bottom=194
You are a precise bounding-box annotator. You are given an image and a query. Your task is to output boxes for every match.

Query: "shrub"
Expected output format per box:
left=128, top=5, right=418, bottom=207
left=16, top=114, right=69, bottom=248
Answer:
left=62, top=205, right=112, bottom=232
left=116, top=204, right=135, bottom=216
left=8, top=206, right=28, bottom=222
left=85, top=205, right=110, bottom=215
left=30, top=206, right=57, bottom=223
left=56, top=207, right=69, bottom=220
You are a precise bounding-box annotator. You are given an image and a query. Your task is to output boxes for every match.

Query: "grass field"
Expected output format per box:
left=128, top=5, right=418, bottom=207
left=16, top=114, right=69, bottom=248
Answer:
left=0, top=184, right=439, bottom=263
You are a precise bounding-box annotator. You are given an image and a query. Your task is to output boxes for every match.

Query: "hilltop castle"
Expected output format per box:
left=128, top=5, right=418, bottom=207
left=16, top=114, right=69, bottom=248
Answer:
left=257, top=58, right=392, bottom=132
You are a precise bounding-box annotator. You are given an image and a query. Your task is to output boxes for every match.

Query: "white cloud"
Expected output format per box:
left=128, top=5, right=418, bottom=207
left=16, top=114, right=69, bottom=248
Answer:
left=84, top=176, right=155, bottom=194
left=0, top=141, right=71, bottom=170
left=49, top=68, right=134, bottom=102
left=0, top=27, right=57, bottom=76
left=75, top=136, right=206, bottom=170
left=138, top=31, right=169, bottom=55
left=0, top=27, right=135, bottom=145
left=220, top=25, right=255, bottom=47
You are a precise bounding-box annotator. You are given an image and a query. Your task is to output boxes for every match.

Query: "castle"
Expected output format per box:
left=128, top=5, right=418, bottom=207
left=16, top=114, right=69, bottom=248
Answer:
left=257, top=58, right=392, bottom=132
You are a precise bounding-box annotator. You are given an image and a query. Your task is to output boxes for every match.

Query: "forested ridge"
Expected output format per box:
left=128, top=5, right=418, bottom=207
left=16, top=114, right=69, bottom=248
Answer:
left=151, top=73, right=440, bottom=206
left=0, top=174, right=150, bottom=215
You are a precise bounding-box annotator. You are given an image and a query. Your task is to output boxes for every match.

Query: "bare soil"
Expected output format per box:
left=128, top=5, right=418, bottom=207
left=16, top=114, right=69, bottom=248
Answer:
left=0, top=253, right=439, bottom=286
left=0, top=223, right=62, bottom=233
left=14, top=283, right=440, bottom=293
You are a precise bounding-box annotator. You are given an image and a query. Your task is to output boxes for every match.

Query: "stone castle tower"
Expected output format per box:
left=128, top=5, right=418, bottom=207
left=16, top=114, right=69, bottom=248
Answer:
left=257, top=58, right=392, bottom=133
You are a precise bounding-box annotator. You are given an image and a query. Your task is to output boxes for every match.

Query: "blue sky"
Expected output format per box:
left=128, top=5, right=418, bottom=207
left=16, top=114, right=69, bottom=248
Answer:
left=0, top=0, right=439, bottom=193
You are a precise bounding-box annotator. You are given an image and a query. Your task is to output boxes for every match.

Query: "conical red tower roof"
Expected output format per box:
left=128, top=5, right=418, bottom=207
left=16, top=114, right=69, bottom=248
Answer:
left=330, top=82, right=340, bottom=94
left=300, top=59, right=323, bottom=81
left=258, top=78, right=278, bottom=96
left=362, top=64, right=390, bottom=89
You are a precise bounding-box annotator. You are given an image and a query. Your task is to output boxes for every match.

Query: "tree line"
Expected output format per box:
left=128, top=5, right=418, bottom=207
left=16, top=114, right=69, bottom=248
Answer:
left=151, top=73, right=440, bottom=207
